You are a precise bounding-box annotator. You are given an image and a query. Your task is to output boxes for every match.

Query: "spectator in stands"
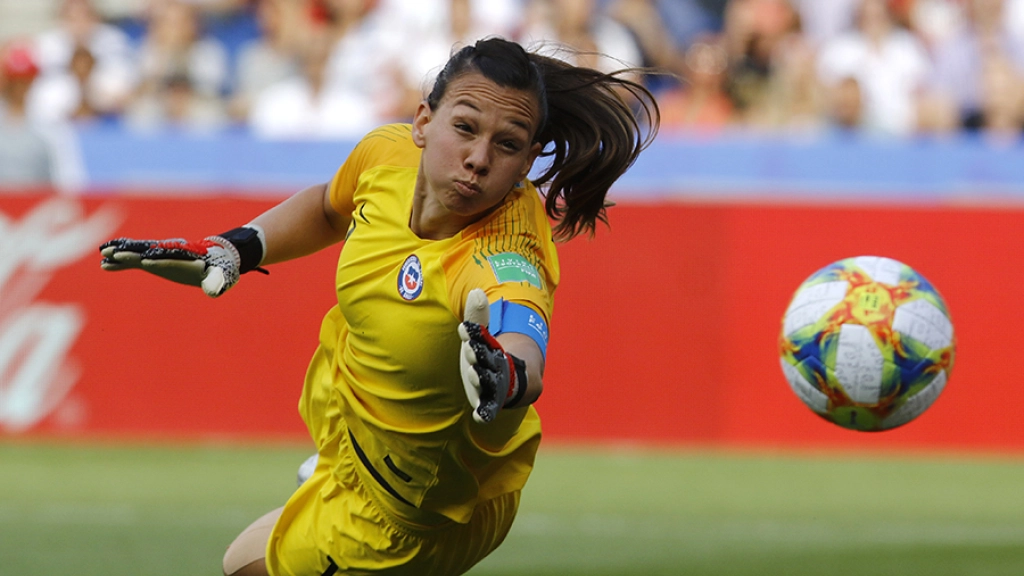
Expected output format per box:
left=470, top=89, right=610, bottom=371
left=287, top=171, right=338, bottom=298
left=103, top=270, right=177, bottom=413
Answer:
left=249, top=27, right=377, bottom=138
left=392, top=0, right=526, bottom=121
left=452, top=0, right=525, bottom=40
left=816, top=0, right=932, bottom=136
left=974, top=50, right=1024, bottom=140
left=656, top=34, right=736, bottom=133
left=1007, top=0, right=1024, bottom=49
left=749, top=29, right=827, bottom=133
left=315, top=0, right=413, bottom=125
left=177, top=0, right=252, bottom=14
left=788, top=0, right=861, bottom=48
left=228, top=0, right=309, bottom=122
left=925, top=0, right=1024, bottom=131
left=0, top=42, right=55, bottom=187
left=29, top=0, right=137, bottom=123
left=28, top=43, right=105, bottom=125
left=720, top=0, right=802, bottom=125
left=136, top=0, right=230, bottom=101
left=641, top=0, right=724, bottom=54
left=908, top=0, right=964, bottom=50
left=824, top=75, right=865, bottom=132
left=125, top=70, right=229, bottom=133
left=520, top=0, right=645, bottom=75
left=607, top=0, right=684, bottom=73
left=390, top=0, right=522, bottom=44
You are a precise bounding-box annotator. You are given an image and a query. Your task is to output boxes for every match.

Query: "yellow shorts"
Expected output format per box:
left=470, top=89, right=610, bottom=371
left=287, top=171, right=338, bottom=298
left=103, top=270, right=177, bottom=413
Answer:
left=265, top=422, right=520, bottom=576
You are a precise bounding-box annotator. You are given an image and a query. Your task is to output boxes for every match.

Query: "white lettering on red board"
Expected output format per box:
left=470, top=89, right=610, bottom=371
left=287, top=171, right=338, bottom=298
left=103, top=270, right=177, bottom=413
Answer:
left=0, top=198, right=121, bottom=431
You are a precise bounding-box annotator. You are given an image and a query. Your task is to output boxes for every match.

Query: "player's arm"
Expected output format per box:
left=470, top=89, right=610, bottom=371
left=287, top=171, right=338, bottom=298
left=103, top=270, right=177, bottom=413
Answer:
left=100, top=183, right=350, bottom=297
left=248, top=182, right=350, bottom=265
left=458, top=289, right=547, bottom=423
left=495, top=332, right=544, bottom=407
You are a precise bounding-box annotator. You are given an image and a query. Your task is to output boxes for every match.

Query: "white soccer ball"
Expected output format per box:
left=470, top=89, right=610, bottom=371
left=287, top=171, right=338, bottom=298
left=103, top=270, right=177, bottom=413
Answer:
left=779, top=256, right=955, bottom=431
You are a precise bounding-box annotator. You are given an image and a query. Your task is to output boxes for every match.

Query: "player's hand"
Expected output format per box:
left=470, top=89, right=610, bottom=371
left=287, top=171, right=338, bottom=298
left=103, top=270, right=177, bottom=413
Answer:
left=100, top=226, right=266, bottom=298
left=100, top=235, right=244, bottom=297
left=459, top=289, right=524, bottom=423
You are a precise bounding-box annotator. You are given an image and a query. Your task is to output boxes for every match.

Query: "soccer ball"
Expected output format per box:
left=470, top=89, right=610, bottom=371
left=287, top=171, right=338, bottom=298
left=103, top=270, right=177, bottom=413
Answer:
left=779, top=256, right=955, bottom=432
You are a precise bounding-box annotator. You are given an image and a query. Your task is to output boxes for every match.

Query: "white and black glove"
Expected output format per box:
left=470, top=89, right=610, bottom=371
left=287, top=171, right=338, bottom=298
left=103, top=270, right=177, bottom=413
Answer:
left=99, top=225, right=267, bottom=298
left=459, top=289, right=528, bottom=423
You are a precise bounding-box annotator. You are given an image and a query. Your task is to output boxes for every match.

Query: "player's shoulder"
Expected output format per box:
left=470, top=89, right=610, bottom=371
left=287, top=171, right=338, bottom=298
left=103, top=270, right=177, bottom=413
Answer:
left=360, top=123, right=414, bottom=145
left=329, top=124, right=419, bottom=214
left=504, top=182, right=550, bottom=232
left=462, top=183, right=555, bottom=256
left=352, top=123, right=421, bottom=170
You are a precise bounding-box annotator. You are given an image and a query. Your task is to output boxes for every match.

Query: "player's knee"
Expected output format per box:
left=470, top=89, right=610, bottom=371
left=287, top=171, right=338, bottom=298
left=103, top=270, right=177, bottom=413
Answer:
left=222, top=554, right=267, bottom=576
left=223, top=535, right=269, bottom=576
left=223, top=508, right=281, bottom=576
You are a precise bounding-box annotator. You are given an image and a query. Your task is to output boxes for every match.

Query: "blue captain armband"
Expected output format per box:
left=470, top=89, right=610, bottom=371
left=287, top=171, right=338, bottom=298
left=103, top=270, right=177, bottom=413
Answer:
left=488, top=299, right=549, bottom=359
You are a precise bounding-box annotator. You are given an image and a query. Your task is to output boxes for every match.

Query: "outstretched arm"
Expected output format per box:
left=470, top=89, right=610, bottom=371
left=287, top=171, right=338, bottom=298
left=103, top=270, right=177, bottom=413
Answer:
left=495, top=332, right=544, bottom=408
left=100, top=183, right=351, bottom=297
left=459, top=289, right=546, bottom=423
left=250, top=182, right=351, bottom=266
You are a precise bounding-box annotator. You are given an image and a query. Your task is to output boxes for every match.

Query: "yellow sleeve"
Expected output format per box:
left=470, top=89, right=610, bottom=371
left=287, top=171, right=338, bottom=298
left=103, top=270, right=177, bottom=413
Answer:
left=445, top=185, right=558, bottom=329
left=327, top=124, right=419, bottom=218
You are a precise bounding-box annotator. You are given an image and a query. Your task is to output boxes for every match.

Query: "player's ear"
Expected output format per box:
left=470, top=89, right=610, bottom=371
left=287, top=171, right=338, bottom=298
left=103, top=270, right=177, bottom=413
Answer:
left=411, top=102, right=432, bottom=148
left=519, top=142, right=542, bottom=181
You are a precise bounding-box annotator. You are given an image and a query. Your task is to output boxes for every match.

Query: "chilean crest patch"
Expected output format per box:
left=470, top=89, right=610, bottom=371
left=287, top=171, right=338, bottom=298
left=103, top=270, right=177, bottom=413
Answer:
left=487, top=252, right=542, bottom=289
left=398, top=254, right=423, bottom=300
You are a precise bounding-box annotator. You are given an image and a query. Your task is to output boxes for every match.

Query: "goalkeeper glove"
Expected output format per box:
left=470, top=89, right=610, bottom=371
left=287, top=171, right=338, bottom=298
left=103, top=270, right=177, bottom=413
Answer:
left=458, top=288, right=528, bottom=423
left=99, top=225, right=267, bottom=298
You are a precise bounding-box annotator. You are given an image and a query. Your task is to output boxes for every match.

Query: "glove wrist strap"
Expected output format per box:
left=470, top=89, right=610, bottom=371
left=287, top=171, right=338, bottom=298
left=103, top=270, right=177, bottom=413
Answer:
left=218, top=226, right=268, bottom=275
left=504, top=354, right=528, bottom=409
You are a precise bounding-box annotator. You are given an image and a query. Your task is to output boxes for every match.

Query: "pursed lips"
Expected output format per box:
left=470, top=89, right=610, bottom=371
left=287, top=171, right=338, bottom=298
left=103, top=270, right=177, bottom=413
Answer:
left=454, top=180, right=482, bottom=197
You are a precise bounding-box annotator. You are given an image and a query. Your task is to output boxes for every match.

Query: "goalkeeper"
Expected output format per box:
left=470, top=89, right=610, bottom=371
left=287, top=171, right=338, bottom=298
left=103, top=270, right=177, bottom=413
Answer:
left=101, top=38, right=658, bottom=576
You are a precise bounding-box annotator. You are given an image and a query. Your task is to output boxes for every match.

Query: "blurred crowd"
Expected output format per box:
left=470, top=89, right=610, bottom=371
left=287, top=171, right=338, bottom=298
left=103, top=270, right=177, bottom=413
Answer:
left=3, top=0, right=1024, bottom=169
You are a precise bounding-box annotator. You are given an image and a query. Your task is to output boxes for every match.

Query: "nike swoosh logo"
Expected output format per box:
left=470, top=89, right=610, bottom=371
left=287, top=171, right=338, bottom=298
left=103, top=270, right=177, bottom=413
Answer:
left=345, top=204, right=369, bottom=240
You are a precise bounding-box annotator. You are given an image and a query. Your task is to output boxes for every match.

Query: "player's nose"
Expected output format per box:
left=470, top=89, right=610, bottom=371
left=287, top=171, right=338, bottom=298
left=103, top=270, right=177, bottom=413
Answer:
left=463, top=140, right=490, bottom=175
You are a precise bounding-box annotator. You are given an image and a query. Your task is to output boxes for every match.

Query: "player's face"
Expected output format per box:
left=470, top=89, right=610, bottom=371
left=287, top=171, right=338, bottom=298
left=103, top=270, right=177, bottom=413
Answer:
left=411, top=72, right=542, bottom=234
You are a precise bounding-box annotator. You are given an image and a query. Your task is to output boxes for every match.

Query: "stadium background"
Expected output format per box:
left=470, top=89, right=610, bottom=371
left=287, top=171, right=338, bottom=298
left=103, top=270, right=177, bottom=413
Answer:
left=6, top=127, right=1024, bottom=576
left=4, top=131, right=1024, bottom=452
left=4, top=1, right=1024, bottom=575
left=6, top=127, right=1024, bottom=450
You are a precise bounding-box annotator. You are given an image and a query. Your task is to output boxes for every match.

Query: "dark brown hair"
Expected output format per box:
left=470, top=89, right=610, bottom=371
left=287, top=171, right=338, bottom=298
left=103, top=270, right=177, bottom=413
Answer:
left=427, top=38, right=660, bottom=240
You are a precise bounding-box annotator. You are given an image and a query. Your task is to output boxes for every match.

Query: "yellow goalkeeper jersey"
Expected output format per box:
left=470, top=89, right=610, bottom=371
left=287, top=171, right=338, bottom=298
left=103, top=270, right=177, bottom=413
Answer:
left=299, top=124, right=557, bottom=524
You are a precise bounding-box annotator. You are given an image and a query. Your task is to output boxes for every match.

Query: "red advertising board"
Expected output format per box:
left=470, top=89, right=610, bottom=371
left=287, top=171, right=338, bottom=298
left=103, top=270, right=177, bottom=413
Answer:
left=2, top=193, right=1022, bottom=452
left=1, top=195, right=337, bottom=441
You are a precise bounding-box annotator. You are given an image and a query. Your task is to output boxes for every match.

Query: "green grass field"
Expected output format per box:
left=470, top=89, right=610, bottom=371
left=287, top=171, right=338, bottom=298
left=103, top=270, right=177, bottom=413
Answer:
left=1, top=441, right=1023, bottom=576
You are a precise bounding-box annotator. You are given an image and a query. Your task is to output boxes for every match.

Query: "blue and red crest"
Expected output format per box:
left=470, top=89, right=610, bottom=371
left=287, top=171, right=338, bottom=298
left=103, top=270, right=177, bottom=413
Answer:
left=398, top=254, right=423, bottom=301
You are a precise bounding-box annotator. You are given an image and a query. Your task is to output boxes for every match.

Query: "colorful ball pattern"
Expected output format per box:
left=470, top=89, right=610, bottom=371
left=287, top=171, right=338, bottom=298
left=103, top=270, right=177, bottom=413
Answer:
left=779, top=256, right=955, bottom=431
